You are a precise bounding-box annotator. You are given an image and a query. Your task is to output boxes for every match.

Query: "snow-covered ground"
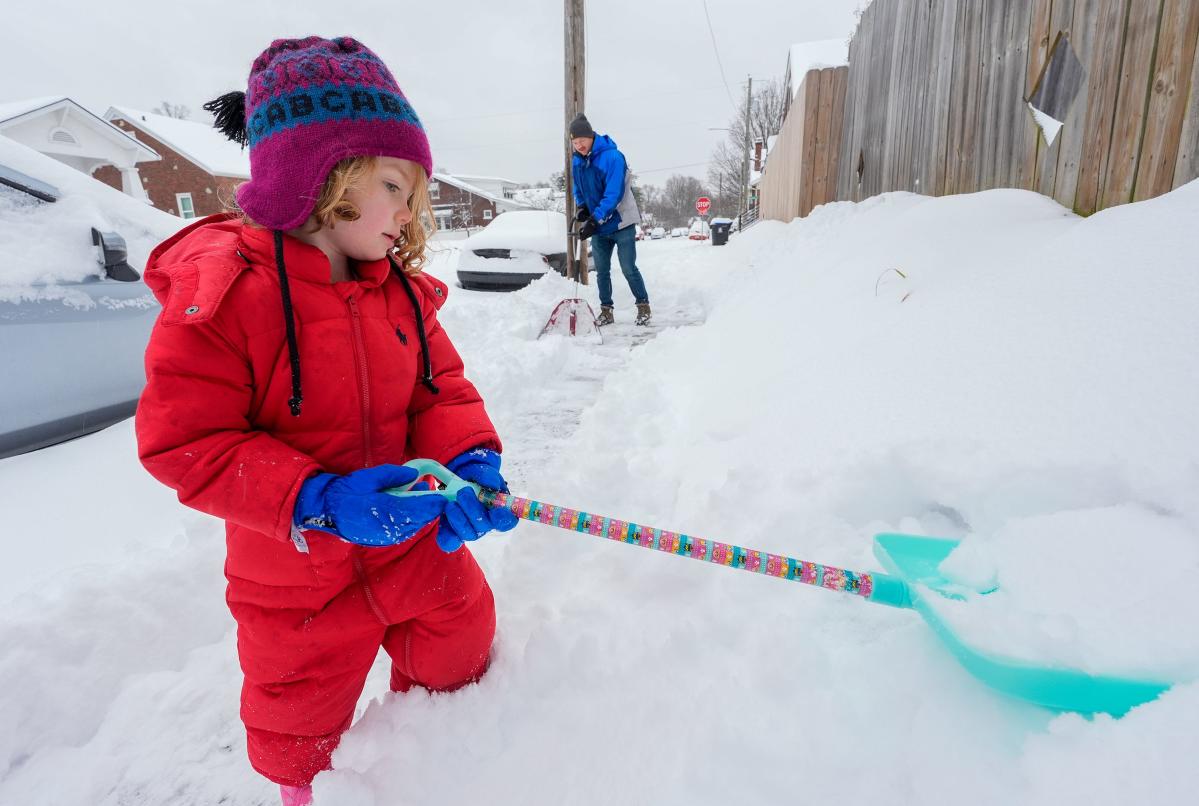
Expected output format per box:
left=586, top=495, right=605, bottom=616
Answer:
left=2, top=187, right=1197, bottom=805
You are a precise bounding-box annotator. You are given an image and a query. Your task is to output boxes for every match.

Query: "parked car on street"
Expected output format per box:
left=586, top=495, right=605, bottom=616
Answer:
left=670, top=227, right=687, bottom=238
left=650, top=227, right=666, bottom=239
left=456, top=210, right=591, bottom=291
left=0, top=140, right=181, bottom=459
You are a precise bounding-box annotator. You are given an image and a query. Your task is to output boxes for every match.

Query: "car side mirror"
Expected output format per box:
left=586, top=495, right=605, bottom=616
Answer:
left=91, top=228, right=141, bottom=282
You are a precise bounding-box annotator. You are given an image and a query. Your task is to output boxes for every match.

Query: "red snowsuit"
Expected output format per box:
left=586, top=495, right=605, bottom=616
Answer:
left=135, top=215, right=499, bottom=787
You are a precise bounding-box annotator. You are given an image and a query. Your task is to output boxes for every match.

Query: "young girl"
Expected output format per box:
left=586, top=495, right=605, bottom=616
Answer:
left=134, top=37, right=517, bottom=806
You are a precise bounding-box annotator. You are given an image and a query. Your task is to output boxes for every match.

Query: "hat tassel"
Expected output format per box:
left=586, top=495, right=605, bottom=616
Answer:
left=202, top=91, right=248, bottom=146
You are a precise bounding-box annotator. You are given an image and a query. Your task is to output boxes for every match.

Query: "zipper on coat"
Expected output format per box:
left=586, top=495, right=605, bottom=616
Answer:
left=352, top=552, right=389, bottom=625
left=346, top=295, right=373, bottom=467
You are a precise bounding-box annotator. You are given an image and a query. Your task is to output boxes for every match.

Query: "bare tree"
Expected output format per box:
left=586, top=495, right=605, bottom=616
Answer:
left=641, top=174, right=710, bottom=228
left=154, top=101, right=192, bottom=119
left=706, top=79, right=787, bottom=215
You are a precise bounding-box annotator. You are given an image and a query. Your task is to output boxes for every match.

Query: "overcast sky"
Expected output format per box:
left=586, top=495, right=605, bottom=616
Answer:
left=4, top=0, right=863, bottom=187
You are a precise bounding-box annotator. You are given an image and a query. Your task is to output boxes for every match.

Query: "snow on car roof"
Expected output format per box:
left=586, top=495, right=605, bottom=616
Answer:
left=461, top=210, right=568, bottom=255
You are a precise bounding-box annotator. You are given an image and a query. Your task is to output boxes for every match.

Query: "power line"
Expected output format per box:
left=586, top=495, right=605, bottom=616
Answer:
left=702, top=0, right=738, bottom=111
left=423, top=84, right=729, bottom=125
left=635, top=160, right=711, bottom=175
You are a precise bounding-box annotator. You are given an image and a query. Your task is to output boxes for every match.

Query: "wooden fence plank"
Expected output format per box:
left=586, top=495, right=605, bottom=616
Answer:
left=799, top=73, right=821, bottom=216
left=1026, top=0, right=1055, bottom=188
left=1102, top=0, right=1164, bottom=207
left=1032, top=1, right=1078, bottom=197
left=905, top=0, right=934, bottom=193
left=929, top=0, right=961, bottom=195
left=946, top=0, right=985, bottom=193
left=1074, top=0, right=1131, bottom=214
left=1174, top=6, right=1199, bottom=188
left=1005, top=0, right=1038, bottom=189
left=827, top=65, right=849, bottom=204
left=1135, top=0, right=1199, bottom=200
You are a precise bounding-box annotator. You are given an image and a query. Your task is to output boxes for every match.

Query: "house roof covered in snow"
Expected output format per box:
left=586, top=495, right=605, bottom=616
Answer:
left=433, top=172, right=533, bottom=210
left=0, top=96, right=159, bottom=162
left=105, top=106, right=250, bottom=178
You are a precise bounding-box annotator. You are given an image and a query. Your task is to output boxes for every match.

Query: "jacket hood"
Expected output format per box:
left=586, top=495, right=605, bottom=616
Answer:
left=142, top=213, right=249, bottom=324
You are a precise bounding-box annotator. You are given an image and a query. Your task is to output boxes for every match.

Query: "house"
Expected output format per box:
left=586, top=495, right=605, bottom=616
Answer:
left=0, top=96, right=158, bottom=201
left=96, top=106, right=251, bottom=219
left=429, top=172, right=533, bottom=230
left=444, top=174, right=522, bottom=200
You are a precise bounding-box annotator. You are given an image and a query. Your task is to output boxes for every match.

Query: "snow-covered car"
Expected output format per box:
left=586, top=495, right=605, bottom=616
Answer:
left=689, top=221, right=711, bottom=240
left=650, top=227, right=666, bottom=239
left=634, top=226, right=646, bottom=241
left=456, top=210, right=591, bottom=291
left=0, top=140, right=181, bottom=459
left=670, top=227, right=687, bottom=238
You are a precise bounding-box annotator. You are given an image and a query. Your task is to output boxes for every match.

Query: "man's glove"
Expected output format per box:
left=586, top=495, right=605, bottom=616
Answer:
left=574, top=205, right=590, bottom=222
left=293, top=465, right=446, bottom=547
left=578, top=217, right=599, bottom=240
left=434, top=448, right=519, bottom=553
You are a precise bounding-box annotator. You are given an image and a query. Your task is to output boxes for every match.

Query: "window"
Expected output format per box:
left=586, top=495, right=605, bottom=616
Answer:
left=483, top=209, right=493, bottom=220
left=429, top=182, right=440, bottom=200
left=175, top=192, right=196, bottom=219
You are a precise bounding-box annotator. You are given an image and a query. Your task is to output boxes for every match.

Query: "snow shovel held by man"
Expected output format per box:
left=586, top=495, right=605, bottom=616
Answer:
left=538, top=223, right=602, bottom=343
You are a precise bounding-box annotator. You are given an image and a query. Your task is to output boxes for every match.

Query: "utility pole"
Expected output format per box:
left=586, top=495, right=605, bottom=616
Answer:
left=739, top=75, right=752, bottom=230
left=564, top=0, right=587, bottom=283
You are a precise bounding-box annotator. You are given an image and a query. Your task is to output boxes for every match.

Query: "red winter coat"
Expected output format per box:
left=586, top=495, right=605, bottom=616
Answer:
left=136, top=215, right=502, bottom=785
left=135, top=213, right=500, bottom=591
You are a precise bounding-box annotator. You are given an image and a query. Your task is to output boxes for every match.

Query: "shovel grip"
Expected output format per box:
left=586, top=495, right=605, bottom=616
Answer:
left=479, top=490, right=907, bottom=605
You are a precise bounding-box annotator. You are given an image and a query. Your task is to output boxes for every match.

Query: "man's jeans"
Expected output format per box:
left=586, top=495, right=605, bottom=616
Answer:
left=590, top=224, right=649, bottom=307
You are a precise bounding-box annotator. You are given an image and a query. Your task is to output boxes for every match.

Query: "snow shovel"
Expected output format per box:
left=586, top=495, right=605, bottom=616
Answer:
left=538, top=227, right=602, bottom=343
left=390, top=460, right=1174, bottom=716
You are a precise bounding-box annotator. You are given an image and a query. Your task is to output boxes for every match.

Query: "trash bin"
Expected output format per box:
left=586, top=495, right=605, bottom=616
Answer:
left=710, top=219, right=732, bottom=246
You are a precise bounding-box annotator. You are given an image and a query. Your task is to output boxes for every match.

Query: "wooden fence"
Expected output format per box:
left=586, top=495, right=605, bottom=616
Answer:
left=758, top=0, right=1199, bottom=221
left=759, top=67, right=848, bottom=222
left=836, top=0, right=1199, bottom=215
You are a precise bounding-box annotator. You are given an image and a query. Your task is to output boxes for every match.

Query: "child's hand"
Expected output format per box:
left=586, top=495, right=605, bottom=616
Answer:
left=436, top=448, right=519, bottom=553
left=436, top=487, right=518, bottom=553
left=293, top=465, right=446, bottom=547
left=446, top=448, right=509, bottom=492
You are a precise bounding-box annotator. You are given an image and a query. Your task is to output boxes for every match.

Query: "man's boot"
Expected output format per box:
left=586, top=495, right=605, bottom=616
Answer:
left=596, top=305, right=615, bottom=326
left=635, top=302, right=652, bottom=326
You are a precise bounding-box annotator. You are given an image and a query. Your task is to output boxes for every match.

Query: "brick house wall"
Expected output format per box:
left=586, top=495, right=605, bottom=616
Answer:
left=430, top=178, right=498, bottom=229
left=93, top=118, right=243, bottom=217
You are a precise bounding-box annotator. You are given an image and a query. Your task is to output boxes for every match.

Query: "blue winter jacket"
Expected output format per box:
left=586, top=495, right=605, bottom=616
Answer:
left=572, top=134, right=641, bottom=236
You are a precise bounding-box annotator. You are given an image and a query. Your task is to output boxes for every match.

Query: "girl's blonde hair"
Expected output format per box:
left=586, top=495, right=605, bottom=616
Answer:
left=307, top=156, right=436, bottom=275
left=235, top=156, right=437, bottom=275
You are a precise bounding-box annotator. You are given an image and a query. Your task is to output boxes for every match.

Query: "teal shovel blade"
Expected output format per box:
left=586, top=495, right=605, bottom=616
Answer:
left=873, top=533, right=1172, bottom=716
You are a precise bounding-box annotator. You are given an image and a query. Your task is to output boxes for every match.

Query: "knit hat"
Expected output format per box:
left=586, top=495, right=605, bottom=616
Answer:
left=204, top=36, right=433, bottom=231
left=568, top=113, right=595, bottom=139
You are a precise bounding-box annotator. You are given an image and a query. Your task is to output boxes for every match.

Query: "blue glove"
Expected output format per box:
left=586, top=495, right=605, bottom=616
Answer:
left=294, top=464, right=447, bottom=547
left=436, top=449, right=519, bottom=553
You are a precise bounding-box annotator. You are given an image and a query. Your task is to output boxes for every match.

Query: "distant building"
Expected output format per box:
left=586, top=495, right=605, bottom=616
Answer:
left=97, top=107, right=251, bottom=219
left=0, top=96, right=158, bottom=201
left=430, top=173, right=533, bottom=230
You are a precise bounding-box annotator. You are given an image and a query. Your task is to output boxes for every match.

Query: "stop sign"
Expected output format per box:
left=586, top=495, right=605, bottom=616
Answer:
left=695, top=196, right=711, bottom=215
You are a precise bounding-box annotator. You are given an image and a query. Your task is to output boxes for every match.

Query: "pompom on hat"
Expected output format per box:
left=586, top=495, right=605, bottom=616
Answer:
left=204, top=36, right=433, bottom=231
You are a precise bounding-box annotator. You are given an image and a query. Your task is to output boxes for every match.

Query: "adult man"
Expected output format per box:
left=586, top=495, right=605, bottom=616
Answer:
left=569, top=113, right=651, bottom=326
